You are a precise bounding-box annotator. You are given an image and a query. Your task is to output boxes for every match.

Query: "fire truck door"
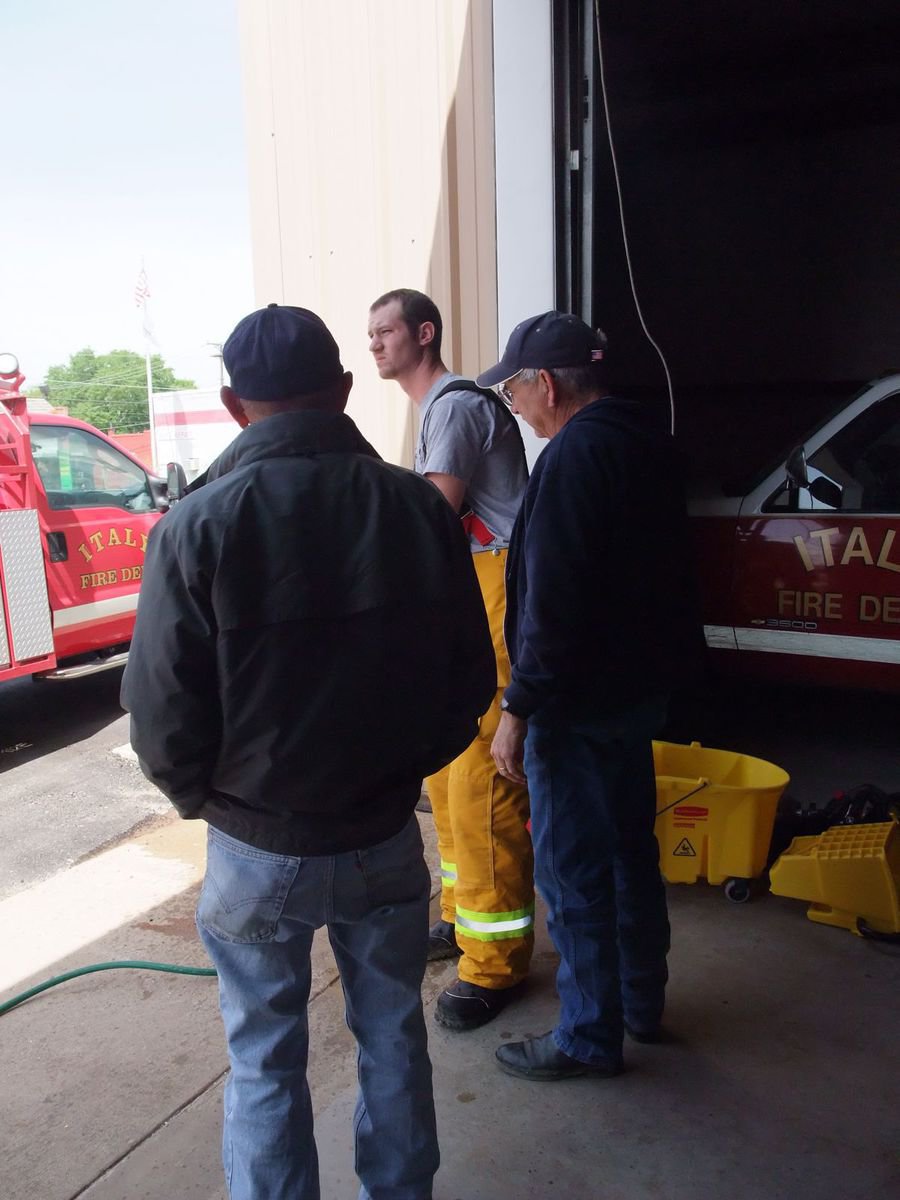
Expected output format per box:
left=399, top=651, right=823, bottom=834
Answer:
left=29, top=424, right=160, bottom=656
left=731, top=391, right=900, bottom=675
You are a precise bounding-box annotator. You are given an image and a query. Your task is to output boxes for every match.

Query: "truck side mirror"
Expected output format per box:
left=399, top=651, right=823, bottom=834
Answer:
left=166, top=461, right=188, bottom=504
left=808, top=475, right=843, bottom=509
left=785, top=445, right=809, bottom=490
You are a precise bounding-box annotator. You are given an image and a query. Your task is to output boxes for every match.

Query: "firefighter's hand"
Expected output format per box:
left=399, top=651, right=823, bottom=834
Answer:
left=492, top=712, right=527, bottom=785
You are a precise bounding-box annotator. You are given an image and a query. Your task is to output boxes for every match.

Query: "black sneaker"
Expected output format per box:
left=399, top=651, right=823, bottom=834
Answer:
left=427, top=919, right=462, bottom=962
left=495, top=1032, right=623, bottom=1081
left=434, top=978, right=525, bottom=1031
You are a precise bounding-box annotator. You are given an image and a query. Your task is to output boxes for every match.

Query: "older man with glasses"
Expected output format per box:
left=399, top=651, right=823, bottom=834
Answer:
left=477, top=311, right=703, bottom=1082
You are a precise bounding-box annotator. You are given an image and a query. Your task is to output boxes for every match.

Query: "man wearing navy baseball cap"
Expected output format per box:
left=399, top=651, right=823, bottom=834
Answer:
left=123, top=303, right=495, bottom=1199
left=478, top=311, right=702, bottom=1082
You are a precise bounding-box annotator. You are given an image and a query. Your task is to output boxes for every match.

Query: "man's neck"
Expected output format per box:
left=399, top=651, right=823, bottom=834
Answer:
left=398, top=358, right=449, bottom=407
left=550, top=390, right=608, bottom=436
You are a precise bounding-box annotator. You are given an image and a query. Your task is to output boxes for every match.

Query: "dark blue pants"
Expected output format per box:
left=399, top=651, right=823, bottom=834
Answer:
left=524, top=696, right=670, bottom=1067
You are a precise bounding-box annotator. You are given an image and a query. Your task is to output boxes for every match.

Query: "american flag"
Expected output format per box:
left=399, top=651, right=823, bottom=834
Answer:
left=134, top=267, right=151, bottom=308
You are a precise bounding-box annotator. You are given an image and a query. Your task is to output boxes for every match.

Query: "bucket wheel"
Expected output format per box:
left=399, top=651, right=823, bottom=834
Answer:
left=724, top=877, right=752, bottom=904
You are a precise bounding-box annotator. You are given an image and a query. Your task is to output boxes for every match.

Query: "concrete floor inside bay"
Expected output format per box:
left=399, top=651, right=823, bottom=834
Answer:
left=4, top=807, right=897, bottom=1200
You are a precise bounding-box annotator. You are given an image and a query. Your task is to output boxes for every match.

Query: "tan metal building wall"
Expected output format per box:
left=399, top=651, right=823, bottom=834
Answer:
left=237, top=0, right=498, bottom=466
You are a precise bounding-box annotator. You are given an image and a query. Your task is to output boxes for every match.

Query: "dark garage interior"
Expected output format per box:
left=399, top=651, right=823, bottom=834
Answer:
left=555, top=0, right=900, bottom=477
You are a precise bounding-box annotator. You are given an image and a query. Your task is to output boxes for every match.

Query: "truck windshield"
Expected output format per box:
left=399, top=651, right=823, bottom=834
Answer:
left=30, top=425, right=154, bottom=513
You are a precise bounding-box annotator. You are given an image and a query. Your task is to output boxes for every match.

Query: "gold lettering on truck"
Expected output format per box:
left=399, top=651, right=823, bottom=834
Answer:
left=778, top=589, right=843, bottom=619
left=76, top=525, right=150, bottom=564
left=858, top=594, right=900, bottom=622
left=840, top=526, right=874, bottom=566
left=824, top=593, right=842, bottom=619
left=80, top=570, right=119, bottom=589
left=809, top=527, right=840, bottom=566
left=793, top=535, right=814, bottom=572
left=860, top=595, right=881, bottom=621
left=877, top=529, right=900, bottom=573
left=793, top=527, right=900, bottom=574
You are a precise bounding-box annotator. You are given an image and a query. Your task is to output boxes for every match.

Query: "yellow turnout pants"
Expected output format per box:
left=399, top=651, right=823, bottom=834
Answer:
left=425, top=549, right=534, bottom=989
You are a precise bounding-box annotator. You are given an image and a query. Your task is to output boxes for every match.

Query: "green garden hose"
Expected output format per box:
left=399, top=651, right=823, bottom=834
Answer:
left=0, top=960, right=217, bottom=1016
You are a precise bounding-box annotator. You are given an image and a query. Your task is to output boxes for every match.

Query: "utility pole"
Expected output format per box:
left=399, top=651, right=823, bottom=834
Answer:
left=135, top=262, right=159, bottom=471
left=144, top=338, right=158, bottom=471
left=207, top=342, right=224, bottom=388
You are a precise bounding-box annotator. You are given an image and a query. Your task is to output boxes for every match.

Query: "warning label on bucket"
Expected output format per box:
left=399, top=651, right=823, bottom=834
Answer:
left=673, top=837, right=696, bottom=857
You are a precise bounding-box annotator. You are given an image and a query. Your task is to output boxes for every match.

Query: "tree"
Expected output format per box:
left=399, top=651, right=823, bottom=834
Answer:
left=40, top=348, right=196, bottom=432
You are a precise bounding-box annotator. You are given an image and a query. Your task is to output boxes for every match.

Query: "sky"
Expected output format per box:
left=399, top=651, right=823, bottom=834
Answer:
left=2, top=0, right=255, bottom=395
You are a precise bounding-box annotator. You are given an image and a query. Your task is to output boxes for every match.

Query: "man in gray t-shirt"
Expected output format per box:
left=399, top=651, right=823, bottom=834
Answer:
left=369, top=288, right=534, bottom=1032
left=416, top=373, right=528, bottom=550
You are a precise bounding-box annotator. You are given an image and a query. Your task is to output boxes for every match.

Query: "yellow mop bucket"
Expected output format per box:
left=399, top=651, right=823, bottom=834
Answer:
left=653, top=741, right=790, bottom=902
left=769, top=821, right=900, bottom=936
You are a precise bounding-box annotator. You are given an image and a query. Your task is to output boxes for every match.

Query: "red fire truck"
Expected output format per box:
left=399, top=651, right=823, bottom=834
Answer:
left=0, top=353, right=168, bottom=683
left=691, top=373, right=900, bottom=693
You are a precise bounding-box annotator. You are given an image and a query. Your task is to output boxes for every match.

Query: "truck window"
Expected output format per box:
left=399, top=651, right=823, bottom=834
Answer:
left=30, top=425, right=155, bottom=513
left=765, top=393, right=900, bottom=514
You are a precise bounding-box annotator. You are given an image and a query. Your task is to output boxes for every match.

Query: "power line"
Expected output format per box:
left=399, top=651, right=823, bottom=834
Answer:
left=95, top=424, right=153, bottom=432
left=44, top=366, right=167, bottom=388
left=41, top=381, right=200, bottom=393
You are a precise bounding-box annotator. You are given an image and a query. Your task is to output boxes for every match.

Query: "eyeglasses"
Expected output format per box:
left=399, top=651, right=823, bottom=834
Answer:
left=496, top=370, right=523, bottom=407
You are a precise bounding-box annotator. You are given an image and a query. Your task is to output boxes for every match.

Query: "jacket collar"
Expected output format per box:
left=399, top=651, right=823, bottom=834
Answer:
left=201, top=411, right=381, bottom=486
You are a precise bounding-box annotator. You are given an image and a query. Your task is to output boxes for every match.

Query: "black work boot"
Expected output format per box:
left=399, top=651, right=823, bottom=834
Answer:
left=495, top=1031, right=623, bottom=1081
left=427, top=919, right=462, bottom=962
left=625, top=1020, right=674, bottom=1044
left=434, top=978, right=525, bottom=1031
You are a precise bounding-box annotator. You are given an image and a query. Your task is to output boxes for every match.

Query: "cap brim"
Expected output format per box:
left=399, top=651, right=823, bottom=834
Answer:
left=476, top=361, right=516, bottom=388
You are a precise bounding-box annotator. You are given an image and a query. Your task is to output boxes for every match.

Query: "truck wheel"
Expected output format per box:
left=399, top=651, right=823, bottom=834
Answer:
left=724, top=877, right=752, bottom=904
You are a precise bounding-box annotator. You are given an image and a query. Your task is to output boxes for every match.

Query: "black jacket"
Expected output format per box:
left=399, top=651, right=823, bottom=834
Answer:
left=503, top=397, right=703, bottom=722
left=121, top=410, right=495, bottom=855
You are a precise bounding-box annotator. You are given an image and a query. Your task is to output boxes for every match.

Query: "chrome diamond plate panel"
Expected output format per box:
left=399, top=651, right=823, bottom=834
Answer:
left=0, top=553, right=8, bottom=668
left=0, top=509, right=54, bottom=664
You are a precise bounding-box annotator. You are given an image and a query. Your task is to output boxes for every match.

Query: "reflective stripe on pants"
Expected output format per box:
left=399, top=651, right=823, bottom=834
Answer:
left=455, top=901, right=535, bottom=940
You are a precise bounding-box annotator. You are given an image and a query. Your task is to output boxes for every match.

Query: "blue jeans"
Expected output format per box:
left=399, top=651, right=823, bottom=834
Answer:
left=196, top=815, right=438, bottom=1200
left=524, top=696, right=670, bottom=1068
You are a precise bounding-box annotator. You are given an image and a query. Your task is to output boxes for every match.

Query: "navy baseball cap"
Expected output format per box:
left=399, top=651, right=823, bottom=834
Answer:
left=223, top=303, right=344, bottom=401
left=477, top=310, right=607, bottom=387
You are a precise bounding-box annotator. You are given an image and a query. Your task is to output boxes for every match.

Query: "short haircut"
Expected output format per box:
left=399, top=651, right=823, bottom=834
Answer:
left=519, top=363, right=607, bottom=396
left=370, top=288, right=443, bottom=359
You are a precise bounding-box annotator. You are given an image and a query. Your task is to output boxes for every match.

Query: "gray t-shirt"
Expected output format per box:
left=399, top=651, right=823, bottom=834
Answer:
left=416, top=372, right=529, bottom=550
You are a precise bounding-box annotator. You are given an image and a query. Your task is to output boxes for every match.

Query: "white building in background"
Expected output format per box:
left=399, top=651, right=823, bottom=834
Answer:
left=235, top=0, right=552, bottom=469
left=151, top=388, right=237, bottom=480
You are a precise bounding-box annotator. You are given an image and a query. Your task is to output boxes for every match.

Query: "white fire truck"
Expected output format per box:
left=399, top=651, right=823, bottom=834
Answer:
left=0, top=353, right=169, bottom=682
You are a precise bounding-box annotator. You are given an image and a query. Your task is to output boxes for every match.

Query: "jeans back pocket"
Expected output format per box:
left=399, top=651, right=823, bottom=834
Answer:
left=197, top=829, right=300, bottom=944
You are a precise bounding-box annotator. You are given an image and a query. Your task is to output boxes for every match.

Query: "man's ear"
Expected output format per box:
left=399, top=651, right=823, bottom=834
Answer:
left=336, top=371, right=353, bottom=413
left=221, top=386, right=250, bottom=428
left=539, top=368, right=558, bottom=409
left=417, top=321, right=436, bottom=350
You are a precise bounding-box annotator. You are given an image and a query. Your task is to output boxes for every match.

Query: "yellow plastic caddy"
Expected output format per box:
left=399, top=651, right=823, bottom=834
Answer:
left=769, top=821, right=900, bottom=936
left=652, top=741, right=790, bottom=903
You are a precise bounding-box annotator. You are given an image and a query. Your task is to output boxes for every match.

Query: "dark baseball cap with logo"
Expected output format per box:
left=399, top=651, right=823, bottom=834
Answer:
left=476, top=310, right=607, bottom=387
left=223, top=303, right=344, bottom=401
